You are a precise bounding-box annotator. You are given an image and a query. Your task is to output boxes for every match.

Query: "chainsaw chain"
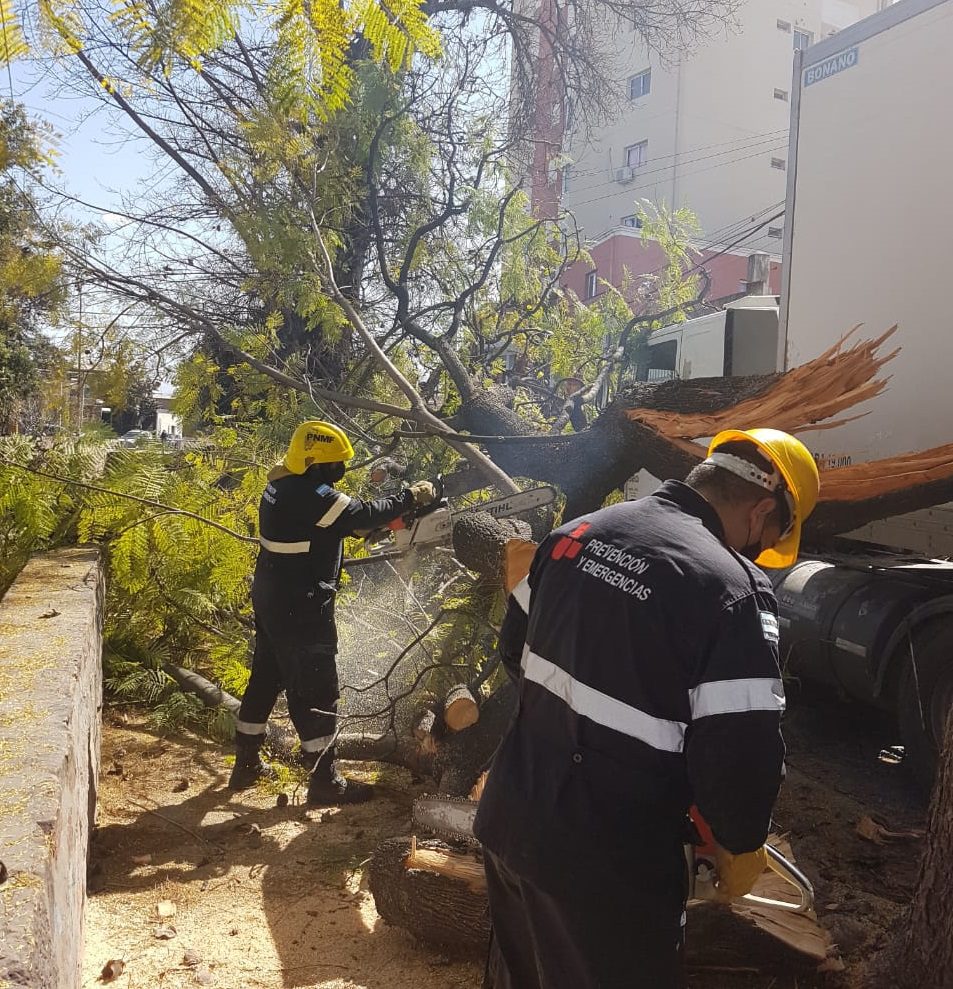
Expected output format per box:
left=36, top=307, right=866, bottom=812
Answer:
left=412, top=795, right=483, bottom=847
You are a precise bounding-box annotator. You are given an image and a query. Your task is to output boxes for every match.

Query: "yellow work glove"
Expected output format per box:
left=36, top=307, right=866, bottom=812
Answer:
left=713, top=845, right=769, bottom=903
left=408, top=481, right=438, bottom=507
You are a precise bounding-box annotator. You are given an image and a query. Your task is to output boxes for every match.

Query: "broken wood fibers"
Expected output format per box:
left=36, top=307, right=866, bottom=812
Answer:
left=404, top=834, right=832, bottom=964
left=624, top=325, right=953, bottom=503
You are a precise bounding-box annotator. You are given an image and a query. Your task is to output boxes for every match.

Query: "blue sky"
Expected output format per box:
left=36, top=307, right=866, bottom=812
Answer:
left=10, top=55, right=156, bottom=213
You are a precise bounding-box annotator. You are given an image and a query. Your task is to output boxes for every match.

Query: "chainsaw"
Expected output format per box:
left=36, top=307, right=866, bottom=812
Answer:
left=411, top=795, right=815, bottom=916
left=343, top=479, right=556, bottom=568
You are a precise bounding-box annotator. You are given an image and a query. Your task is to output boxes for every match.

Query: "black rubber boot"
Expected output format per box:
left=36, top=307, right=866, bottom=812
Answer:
left=306, top=749, right=374, bottom=806
left=228, top=731, right=271, bottom=791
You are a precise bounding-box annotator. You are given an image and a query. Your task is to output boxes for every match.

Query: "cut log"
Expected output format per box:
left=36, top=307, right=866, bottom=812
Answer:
left=452, top=511, right=533, bottom=576
left=369, top=834, right=834, bottom=966
left=434, top=679, right=516, bottom=795
left=369, top=837, right=490, bottom=957
left=444, top=684, right=479, bottom=732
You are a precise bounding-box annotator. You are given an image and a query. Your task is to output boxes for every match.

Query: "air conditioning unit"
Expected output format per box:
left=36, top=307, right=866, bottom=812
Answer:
left=615, top=166, right=636, bottom=184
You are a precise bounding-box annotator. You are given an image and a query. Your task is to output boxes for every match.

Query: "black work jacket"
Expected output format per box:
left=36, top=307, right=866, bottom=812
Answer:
left=252, top=471, right=413, bottom=649
left=473, top=481, right=785, bottom=890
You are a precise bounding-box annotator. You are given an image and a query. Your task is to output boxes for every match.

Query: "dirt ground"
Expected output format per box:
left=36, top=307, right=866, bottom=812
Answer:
left=84, top=687, right=926, bottom=989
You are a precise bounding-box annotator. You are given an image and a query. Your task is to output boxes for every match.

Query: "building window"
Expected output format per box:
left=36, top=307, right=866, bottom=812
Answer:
left=774, top=88, right=789, bottom=101
left=767, top=227, right=783, bottom=239
left=628, top=69, right=651, bottom=100
left=793, top=28, right=814, bottom=50
left=771, top=157, right=786, bottom=170
left=585, top=270, right=598, bottom=299
left=625, top=140, right=648, bottom=168
left=777, top=18, right=791, bottom=32
left=621, top=214, right=642, bottom=229
left=562, top=164, right=572, bottom=192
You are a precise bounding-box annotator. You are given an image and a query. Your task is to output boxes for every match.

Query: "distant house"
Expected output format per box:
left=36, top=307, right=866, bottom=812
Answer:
left=153, top=395, right=182, bottom=439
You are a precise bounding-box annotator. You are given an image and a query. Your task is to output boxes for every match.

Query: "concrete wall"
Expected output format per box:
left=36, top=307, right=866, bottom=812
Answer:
left=0, top=548, right=103, bottom=988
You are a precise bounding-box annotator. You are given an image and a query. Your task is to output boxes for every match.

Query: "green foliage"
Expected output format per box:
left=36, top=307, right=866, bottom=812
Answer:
left=0, top=433, right=261, bottom=733
left=0, top=103, right=66, bottom=431
left=23, top=0, right=441, bottom=119
left=0, top=2, right=29, bottom=64
left=81, top=442, right=260, bottom=730
left=636, top=199, right=702, bottom=319
left=0, top=436, right=102, bottom=592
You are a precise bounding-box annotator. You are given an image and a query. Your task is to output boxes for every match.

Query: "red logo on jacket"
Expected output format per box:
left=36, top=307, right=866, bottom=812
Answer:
left=551, top=522, right=591, bottom=561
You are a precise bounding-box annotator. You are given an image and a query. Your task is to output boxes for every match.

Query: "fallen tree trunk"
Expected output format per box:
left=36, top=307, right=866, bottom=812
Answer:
left=163, top=660, right=510, bottom=792
left=164, top=663, right=436, bottom=773
left=452, top=327, right=953, bottom=530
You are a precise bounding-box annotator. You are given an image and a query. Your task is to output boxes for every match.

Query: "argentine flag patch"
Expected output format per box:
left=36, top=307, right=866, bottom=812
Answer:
left=760, top=611, right=780, bottom=645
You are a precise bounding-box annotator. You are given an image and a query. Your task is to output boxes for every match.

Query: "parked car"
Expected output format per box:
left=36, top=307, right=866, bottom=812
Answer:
left=119, top=429, right=153, bottom=448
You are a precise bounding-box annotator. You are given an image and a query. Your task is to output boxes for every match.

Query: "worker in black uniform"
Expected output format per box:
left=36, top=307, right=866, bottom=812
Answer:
left=473, top=427, right=821, bottom=988
left=229, top=419, right=437, bottom=805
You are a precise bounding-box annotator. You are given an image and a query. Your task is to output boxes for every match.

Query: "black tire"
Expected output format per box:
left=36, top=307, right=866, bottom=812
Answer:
left=897, top=619, right=953, bottom=792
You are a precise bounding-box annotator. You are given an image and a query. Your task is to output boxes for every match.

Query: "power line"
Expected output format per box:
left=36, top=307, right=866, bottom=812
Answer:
left=564, top=129, right=789, bottom=180
left=565, top=142, right=788, bottom=214
left=686, top=201, right=786, bottom=252
left=576, top=200, right=785, bottom=293
left=582, top=208, right=786, bottom=313
left=682, top=210, right=786, bottom=276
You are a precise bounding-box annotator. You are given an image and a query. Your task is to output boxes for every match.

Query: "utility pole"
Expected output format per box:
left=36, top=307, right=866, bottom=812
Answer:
left=75, top=282, right=83, bottom=435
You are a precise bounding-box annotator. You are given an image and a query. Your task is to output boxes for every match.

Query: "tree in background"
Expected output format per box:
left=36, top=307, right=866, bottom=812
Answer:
left=0, top=103, right=66, bottom=433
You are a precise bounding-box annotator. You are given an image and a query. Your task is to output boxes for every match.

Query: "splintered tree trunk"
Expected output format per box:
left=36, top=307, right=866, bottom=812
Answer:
left=873, top=714, right=953, bottom=988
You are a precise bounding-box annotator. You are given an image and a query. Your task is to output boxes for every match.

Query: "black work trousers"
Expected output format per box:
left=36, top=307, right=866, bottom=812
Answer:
left=237, top=581, right=339, bottom=756
left=482, top=848, right=686, bottom=989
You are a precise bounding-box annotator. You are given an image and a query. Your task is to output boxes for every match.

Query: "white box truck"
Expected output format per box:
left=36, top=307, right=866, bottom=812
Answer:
left=772, top=0, right=953, bottom=788
left=625, top=296, right=780, bottom=499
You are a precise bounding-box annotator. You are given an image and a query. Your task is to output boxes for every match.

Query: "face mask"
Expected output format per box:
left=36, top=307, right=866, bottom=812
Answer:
left=310, top=461, right=346, bottom=484
left=323, top=462, right=346, bottom=484
left=739, top=516, right=765, bottom=562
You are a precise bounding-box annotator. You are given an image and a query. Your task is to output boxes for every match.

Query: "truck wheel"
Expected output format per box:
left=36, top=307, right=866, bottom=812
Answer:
left=897, top=620, right=953, bottom=792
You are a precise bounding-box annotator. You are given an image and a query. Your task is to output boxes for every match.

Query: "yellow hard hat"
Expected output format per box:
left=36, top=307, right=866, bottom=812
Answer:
left=283, top=420, right=355, bottom=474
left=707, top=428, right=820, bottom=569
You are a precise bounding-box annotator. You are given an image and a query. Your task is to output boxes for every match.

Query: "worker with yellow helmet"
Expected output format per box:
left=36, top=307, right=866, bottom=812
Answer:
left=230, top=420, right=437, bottom=805
left=475, top=428, right=818, bottom=989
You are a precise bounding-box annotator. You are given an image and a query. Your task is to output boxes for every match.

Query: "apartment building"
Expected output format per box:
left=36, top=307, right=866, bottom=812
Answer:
left=526, top=0, right=886, bottom=303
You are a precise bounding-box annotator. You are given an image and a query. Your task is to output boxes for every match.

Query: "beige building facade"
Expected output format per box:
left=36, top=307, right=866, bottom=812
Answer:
left=558, top=0, right=885, bottom=250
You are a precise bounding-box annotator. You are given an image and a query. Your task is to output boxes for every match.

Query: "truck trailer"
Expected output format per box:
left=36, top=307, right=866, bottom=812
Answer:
left=626, top=0, right=953, bottom=787
left=772, top=0, right=953, bottom=788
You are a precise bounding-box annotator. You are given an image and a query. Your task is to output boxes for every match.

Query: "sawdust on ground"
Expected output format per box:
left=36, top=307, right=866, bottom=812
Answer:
left=84, top=689, right=927, bottom=989
left=83, top=714, right=482, bottom=989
